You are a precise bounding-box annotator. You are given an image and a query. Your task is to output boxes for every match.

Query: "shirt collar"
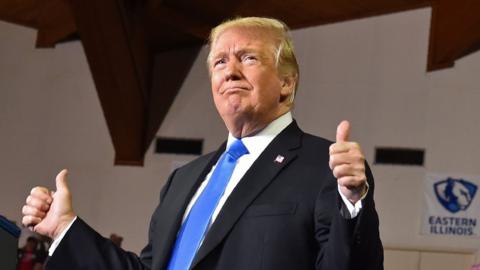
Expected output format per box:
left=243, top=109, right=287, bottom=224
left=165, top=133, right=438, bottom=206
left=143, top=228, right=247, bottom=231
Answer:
left=226, top=112, right=293, bottom=156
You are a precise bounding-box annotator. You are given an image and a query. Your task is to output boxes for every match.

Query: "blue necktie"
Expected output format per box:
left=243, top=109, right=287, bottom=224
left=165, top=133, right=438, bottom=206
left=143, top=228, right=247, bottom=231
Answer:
left=167, top=139, right=249, bottom=270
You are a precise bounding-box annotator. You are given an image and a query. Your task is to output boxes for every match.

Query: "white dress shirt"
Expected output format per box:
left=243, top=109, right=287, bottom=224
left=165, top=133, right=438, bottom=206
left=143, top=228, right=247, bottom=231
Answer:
left=49, top=111, right=363, bottom=255
left=182, top=112, right=294, bottom=223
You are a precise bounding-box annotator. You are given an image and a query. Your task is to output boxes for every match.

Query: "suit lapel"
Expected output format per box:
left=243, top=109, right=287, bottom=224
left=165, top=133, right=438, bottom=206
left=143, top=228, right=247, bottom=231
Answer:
left=154, top=144, right=225, bottom=270
left=191, top=121, right=303, bottom=268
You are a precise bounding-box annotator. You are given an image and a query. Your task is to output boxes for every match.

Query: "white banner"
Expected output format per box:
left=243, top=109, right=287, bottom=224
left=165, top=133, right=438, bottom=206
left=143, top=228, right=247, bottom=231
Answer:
left=422, top=173, right=480, bottom=237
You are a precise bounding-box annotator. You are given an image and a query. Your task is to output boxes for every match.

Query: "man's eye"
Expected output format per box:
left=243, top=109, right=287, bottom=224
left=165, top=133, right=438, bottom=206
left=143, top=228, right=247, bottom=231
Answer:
left=214, top=59, right=226, bottom=67
left=243, top=55, right=257, bottom=62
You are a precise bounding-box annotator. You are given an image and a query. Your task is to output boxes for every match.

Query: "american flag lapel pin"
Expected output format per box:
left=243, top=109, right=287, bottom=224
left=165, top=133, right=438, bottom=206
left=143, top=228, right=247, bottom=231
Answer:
left=274, top=155, right=285, bottom=163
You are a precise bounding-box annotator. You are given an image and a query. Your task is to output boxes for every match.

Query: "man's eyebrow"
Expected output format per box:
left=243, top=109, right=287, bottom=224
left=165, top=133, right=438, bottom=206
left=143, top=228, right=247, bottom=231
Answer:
left=235, top=48, right=258, bottom=56
left=210, top=48, right=265, bottom=63
left=213, top=47, right=258, bottom=57
left=211, top=51, right=226, bottom=59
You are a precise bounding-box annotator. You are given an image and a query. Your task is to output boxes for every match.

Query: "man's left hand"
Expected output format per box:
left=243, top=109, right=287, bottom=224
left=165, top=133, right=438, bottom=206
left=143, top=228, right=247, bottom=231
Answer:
left=329, top=120, right=367, bottom=204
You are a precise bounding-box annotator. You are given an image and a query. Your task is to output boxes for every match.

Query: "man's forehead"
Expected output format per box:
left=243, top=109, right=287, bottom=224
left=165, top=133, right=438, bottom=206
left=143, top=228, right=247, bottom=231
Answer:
left=211, top=27, right=276, bottom=54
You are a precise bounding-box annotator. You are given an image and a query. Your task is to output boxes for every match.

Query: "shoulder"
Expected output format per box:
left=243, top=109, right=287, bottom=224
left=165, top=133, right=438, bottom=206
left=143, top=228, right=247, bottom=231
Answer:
left=301, top=131, right=333, bottom=149
left=174, top=150, right=218, bottom=175
left=287, top=120, right=333, bottom=148
left=297, top=126, right=333, bottom=158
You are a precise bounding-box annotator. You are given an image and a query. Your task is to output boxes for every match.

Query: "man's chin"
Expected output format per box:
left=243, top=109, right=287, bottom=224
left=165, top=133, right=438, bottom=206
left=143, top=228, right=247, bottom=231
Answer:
left=225, top=95, right=245, bottom=111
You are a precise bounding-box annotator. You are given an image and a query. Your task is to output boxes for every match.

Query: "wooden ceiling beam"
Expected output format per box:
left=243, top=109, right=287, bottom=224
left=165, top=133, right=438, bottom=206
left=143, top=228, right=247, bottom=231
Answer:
left=145, top=46, right=203, bottom=149
left=69, top=0, right=151, bottom=165
left=0, top=0, right=40, bottom=29
left=284, top=1, right=431, bottom=29
left=428, top=0, right=480, bottom=70
left=35, top=0, right=76, bottom=48
left=147, top=0, right=212, bottom=40
left=68, top=0, right=202, bottom=166
left=0, top=0, right=77, bottom=48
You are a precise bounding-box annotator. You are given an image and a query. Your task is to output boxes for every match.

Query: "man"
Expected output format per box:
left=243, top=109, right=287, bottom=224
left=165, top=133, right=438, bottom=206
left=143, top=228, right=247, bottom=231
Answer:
left=22, top=17, right=383, bottom=269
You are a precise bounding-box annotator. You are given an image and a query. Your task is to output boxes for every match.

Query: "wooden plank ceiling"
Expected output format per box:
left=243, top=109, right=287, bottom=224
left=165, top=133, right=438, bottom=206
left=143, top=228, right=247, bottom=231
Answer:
left=1, top=0, right=480, bottom=165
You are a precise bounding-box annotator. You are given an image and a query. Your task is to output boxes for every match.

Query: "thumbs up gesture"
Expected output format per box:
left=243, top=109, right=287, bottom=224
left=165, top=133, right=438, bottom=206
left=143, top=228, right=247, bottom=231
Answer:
left=329, top=121, right=367, bottom=204
left=22, top=169, right=76, bottom=239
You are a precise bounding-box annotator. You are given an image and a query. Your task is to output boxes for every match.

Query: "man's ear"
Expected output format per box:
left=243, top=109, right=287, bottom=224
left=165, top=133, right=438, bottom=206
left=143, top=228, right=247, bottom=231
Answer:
left=280, top=74, right=296, bottom=103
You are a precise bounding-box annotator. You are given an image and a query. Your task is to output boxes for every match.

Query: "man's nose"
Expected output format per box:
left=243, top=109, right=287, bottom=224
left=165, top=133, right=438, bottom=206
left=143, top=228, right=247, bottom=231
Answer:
left=224, top=60, right=242, bottom=81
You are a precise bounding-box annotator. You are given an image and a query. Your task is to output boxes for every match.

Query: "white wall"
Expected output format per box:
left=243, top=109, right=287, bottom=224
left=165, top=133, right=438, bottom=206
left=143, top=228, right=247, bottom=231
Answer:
left=1, top=7, right=480, bottom=266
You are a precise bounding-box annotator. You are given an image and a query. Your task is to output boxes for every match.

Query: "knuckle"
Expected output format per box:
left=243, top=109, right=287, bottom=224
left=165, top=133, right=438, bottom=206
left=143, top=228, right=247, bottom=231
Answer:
left=29, top=216, right=38, bottom=225
left=24, top=216, right=33, bottom=225
left=350, top=142, right=361, bottom=151
left=354, top=153, right=364, bottom=162
left=28, top=197, right=38, bottom=207
left=329, top=145, right=335, bottom=154
left=353, top=163, right=363, bottom=171
left=31, top=186, right=48, bottom=196
left=31, top=199, right=44, bottom=210
left=332, top=167, right=340, bottom=177
left=334, top=165, right=346, bottom=177
left=31, top=187, right=42, bottom=195
left=30, top=207, right=39, bottom=216
left=32, top=216, right=40, bottom=223
left=26, top=196, right=31, bottom=204
left=22, top=216, right=29, bottom=226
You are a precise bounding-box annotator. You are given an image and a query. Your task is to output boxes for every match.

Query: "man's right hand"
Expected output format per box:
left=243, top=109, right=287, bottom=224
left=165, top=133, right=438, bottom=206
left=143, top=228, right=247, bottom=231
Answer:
left=22, top=169, right=76, bottom=240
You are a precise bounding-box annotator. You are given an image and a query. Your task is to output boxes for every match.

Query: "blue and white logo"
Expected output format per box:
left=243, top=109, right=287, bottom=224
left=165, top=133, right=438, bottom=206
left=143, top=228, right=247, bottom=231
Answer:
left=434, top=177, right=477, bottom=214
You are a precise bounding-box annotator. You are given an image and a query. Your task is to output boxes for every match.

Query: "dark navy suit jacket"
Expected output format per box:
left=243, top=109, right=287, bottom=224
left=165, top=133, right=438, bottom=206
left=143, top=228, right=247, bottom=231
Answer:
left=47, top=121, right=383, bottom=270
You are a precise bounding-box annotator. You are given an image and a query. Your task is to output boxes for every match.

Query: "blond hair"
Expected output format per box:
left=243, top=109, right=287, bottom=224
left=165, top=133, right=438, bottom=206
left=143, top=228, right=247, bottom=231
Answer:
left=207, top=17, right=300, bottom=99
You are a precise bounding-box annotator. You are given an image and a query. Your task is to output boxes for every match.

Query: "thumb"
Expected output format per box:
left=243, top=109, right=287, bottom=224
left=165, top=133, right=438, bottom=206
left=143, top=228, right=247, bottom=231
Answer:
left=55, top=169, right=70, bottom=192
left=336, top=120, right=350, bottom=142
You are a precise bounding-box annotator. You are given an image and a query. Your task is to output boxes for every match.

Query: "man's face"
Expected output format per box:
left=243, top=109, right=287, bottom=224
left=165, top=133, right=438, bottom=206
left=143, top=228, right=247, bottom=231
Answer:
left=209, top=27, right=293, bottom=135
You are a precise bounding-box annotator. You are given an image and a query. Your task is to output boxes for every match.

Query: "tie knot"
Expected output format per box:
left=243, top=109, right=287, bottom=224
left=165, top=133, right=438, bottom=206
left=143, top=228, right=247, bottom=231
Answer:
left=227, top=139, right=249, bottom=160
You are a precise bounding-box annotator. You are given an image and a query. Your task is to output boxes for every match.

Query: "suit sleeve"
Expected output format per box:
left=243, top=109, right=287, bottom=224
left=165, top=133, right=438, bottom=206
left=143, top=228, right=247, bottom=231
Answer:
left=45, top=169, right=179, bottom=270
left=314, top=162, right=383, bottom=270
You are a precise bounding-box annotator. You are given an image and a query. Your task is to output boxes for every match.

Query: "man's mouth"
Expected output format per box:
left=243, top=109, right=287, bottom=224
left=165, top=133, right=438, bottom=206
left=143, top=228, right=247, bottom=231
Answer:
left=222, top=86, right=249, bottom=94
